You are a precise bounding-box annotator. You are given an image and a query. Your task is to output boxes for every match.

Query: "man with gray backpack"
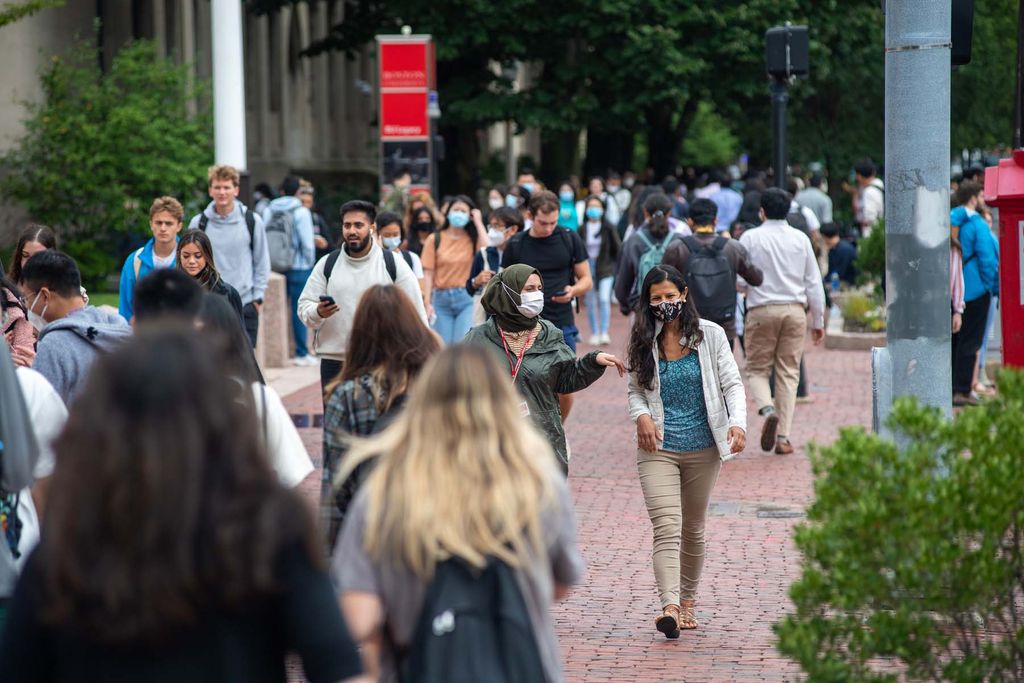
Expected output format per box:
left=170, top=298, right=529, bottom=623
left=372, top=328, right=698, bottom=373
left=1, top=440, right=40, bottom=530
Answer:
left=263, top=175, right=316, bottom=366
left=662, top=198, right=763, bottom=347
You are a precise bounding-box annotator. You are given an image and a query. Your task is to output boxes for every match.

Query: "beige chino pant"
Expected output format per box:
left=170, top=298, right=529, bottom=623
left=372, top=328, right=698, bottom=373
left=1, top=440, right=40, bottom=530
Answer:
left=744, top=303, right=807, bottom=439
left=638, top=447, right=722, bottom=607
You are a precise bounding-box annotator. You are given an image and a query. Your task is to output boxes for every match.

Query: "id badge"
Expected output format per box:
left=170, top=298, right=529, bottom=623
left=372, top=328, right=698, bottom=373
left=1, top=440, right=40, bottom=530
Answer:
left=519, top=401, right=531, bottom=417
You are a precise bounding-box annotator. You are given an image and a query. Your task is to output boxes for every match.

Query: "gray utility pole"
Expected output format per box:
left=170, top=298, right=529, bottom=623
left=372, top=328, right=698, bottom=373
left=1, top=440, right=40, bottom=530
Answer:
left=872, top=0, right=953, bottom=434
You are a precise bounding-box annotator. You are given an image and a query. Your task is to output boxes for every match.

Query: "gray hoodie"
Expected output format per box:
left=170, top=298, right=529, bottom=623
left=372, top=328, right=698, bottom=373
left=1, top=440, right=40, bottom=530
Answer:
left=33, top=306, right=132, bottom=404
left=187, top=201, right=271, bottom=305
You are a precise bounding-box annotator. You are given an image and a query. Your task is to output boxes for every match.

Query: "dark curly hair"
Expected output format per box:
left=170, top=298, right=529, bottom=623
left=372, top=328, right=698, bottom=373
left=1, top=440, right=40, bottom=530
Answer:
left=38, top=325, right=319, bottom=643
left=627, top=265, right=703, bottom=391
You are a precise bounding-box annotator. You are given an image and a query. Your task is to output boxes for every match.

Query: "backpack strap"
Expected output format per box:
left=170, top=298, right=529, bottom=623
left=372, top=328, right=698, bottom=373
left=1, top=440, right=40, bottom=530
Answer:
left=383, top=248, right=398, bottom=283
left=132, top=247, right=145, bottom=280
left=711, top=236, right=728, bottom=252
left=401, top=249, right=414, bottom=269
left=636, top=230, right=654, bottom=250
left=681, top=235, right=703, bottom=255
left=199, top=211, right=254, bottom=255
left=245, top=208, right=255, bottom=254
left=323, top=249, right=341, bottom=281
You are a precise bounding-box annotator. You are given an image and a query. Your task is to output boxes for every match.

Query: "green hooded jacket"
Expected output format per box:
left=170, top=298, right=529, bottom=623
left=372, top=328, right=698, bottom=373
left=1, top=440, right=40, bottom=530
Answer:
left=464, top=318, right=605, bottom=472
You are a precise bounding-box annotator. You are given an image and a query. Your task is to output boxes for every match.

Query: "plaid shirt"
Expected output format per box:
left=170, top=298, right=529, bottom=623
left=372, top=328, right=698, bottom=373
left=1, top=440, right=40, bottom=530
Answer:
left=321, top=375, right=383, bottom=552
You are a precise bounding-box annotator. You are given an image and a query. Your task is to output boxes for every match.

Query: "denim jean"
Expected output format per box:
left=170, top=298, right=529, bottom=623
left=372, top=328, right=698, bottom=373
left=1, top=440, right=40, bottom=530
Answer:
left=286, top=268, right=313, bottom=357
left=432, top=287, right=475, bottom=345
left=977, top=295, right=998, bottom=377
left=560, top=324, right=579, bottom=354
left=585, top=257, right=614, bottom=336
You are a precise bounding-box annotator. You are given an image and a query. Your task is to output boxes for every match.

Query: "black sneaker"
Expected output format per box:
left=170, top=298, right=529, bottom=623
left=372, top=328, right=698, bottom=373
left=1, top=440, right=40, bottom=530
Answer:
left=760, top=410, right=780, bottom=452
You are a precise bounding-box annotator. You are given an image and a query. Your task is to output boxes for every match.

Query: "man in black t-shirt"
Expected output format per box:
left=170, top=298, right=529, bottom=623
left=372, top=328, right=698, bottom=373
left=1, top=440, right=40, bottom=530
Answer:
left=502, top=190, right=592, bottom=421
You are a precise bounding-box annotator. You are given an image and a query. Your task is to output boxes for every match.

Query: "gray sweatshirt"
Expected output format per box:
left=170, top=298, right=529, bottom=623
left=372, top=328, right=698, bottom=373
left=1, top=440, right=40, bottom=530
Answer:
left=187, top=201, right=271, bottom=305
left=33, top=306, right=132, bottom=404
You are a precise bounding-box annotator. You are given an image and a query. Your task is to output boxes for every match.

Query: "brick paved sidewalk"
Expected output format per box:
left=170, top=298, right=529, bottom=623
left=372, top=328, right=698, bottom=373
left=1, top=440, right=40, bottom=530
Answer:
left=281, top=313, right=873, bottom=682
left=557, top=315, right=871, bottom=682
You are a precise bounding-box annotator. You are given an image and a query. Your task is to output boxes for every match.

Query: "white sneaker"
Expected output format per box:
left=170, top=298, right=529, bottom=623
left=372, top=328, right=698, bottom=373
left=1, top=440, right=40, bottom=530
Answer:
left=588, top=335, right=601, bottom=346
left=600, top=333, right=612, bottom=345
left=292, top=356, right=316, bottom=366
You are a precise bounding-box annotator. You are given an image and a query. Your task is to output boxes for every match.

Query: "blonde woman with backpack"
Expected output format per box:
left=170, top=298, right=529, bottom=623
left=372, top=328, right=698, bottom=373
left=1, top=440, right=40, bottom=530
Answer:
left=332, top=345, right=585, bottom=682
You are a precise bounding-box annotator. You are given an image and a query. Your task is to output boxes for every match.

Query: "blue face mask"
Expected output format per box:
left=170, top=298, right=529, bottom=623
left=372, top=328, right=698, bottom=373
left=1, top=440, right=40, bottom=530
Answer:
left=559, top=190, right=574, bottom=202
left=521, top=182, right=536, bottom=194
left=586, top=207, right=604, bottom=220
left=382, top=236, right=402, bottom=250
left=448, top=210, right=470, bottom=228
left=505, top=194, right=519, bottom=208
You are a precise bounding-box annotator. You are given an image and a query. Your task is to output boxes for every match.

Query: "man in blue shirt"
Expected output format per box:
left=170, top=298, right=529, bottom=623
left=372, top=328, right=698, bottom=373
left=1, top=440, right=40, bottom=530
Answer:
left=264, top=175, right=316, bottom=366
left=821, top=223, right=857, bottom=285
left=950, top=181, right=999, bottom=406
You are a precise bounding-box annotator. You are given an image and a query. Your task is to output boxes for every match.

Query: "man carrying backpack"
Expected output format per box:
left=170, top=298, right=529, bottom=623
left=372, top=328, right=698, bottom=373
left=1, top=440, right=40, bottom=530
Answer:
left=263, top=175, right=316, bottom=366
left=187, top=165, right=270, bottom=348
left=615, top=192, right=690, bottom=315
left=661, top=198, right=763, bottom=347
left=298, top=200, right=427, bottom=397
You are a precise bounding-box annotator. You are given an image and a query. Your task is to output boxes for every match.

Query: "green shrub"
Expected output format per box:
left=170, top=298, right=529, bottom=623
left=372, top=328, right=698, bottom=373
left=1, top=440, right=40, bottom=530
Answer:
left=776, top=369, right=1024, bottom=681
left=0, top=40, right=211, bottom=289
left=855, top=219, right=886, bottom=292
left=840, top=292, right=885, bottom=332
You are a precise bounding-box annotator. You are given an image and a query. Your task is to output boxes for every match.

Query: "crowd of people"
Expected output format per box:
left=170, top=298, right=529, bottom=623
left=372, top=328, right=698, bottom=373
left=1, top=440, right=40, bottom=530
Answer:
left=0, top=156, right=998, bottom=679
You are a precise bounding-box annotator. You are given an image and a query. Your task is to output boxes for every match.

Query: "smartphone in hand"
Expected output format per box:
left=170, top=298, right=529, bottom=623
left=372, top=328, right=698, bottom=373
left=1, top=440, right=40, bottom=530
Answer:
left=319, top=295, right=336, bottom=305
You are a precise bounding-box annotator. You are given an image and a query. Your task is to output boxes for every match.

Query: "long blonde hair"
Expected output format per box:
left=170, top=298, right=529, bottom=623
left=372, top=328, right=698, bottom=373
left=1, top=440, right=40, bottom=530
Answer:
left=337, top=345, right=556, bottom=579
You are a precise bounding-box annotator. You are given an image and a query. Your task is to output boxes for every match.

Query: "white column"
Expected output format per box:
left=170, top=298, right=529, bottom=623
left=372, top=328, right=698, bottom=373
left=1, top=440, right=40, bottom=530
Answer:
left=211, top=0, right=247, bottom=169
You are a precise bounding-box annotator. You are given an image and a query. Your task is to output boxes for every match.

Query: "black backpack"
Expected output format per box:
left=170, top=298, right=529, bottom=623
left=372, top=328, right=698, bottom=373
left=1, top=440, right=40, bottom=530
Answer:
left=323, top=247, right=400, bottom=282
left=786, top=203, right=810, bottom=237
left=682, top=235, right=736, bottom=325
left=400, top=556, right=546, bottom=683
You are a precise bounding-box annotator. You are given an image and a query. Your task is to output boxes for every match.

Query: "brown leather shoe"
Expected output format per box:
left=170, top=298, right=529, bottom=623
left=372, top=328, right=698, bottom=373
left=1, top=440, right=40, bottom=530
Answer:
left=775, top=438, right=794, bottom=455
left=760, top=412, right=779, bottom=451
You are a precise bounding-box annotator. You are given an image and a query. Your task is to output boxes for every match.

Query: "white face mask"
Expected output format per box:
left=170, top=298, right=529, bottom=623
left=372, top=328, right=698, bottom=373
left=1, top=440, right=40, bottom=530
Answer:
left=516, top=290, right=545, bottom=318
left=488, top=197, right=504, bottom=211
left=28, top=291, right=48, bottom=332
left=487, top=227, right=506, bottom=248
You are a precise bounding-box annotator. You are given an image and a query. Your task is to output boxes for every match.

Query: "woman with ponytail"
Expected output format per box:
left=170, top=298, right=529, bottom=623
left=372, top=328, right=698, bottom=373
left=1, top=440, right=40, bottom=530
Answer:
left=625, top=264, right=746, bottom=639
left=614, top=192, right=691, bottom=315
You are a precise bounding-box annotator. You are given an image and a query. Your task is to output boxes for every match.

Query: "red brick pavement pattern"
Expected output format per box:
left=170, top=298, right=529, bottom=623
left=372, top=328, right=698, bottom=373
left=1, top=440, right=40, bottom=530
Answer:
left=281, top=313, right=873, bottom=683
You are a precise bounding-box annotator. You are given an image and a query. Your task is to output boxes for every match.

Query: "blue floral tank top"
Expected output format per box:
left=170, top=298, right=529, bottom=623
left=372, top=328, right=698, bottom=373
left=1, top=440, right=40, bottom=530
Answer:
left=658, top=352, right=716, bottom=453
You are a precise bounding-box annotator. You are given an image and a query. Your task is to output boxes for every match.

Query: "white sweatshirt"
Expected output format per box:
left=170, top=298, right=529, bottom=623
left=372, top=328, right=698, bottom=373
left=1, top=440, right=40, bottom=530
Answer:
left=298, top=242, right=427, bottom=360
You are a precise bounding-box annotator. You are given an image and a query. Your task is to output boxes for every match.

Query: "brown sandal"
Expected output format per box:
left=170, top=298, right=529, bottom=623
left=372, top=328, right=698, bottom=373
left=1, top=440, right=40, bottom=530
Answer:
left=655, top=604, right=681, bottom=639
left=678, top=600, right=699, bottom=630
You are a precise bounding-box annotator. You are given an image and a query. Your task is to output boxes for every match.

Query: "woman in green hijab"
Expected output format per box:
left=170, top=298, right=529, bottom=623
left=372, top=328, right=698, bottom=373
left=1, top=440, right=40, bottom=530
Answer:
left=464, top=264, right=625, bottom=473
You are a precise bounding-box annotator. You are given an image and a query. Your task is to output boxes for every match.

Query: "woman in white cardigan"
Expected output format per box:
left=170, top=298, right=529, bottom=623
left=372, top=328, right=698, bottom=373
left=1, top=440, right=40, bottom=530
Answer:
left=625, top=264, right=746, bottom=639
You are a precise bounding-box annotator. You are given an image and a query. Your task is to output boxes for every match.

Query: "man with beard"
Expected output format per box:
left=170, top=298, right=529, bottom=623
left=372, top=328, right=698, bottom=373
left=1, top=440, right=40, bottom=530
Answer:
left=298, top=200, right=427, bottom=395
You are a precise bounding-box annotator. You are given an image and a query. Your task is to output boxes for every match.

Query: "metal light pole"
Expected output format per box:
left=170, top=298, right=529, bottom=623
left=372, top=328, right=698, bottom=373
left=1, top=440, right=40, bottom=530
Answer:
left=770, top=81, right=788, bottom=189
left=211, top=0, right=248, bottom=195
left=871, top=0, right=953, bottom=434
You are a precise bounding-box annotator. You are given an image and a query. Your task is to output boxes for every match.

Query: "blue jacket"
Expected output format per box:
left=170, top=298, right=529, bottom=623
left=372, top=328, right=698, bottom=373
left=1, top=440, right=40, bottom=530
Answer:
left=118, top=238, right=178, bottom=321
left=951, top=206, right=999, bottom=302
left=263, top=196, right=316, bottom=271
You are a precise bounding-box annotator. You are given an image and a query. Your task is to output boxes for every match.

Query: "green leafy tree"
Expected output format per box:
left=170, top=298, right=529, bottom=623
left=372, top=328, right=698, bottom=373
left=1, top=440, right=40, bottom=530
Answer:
left=1, top=40, right=211, bottom=288
left=777, top=369, right=1024, bottom=681
left=0, top=0, right=63, bottom=28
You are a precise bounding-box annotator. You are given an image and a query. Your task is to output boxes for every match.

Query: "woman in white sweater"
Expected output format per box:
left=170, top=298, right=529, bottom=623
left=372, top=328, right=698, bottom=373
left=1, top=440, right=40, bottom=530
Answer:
left=625, top=264, right=746, bottom=639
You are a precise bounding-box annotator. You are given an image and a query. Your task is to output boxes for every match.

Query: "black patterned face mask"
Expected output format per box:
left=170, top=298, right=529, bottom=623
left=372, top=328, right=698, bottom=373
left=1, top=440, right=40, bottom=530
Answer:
left=650, top=300, right=683, bottom=322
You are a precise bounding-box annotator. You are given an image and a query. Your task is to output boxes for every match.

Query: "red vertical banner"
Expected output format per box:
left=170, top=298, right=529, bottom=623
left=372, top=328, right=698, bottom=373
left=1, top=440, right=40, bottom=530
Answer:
left=377, top=35, right=435, bottom=198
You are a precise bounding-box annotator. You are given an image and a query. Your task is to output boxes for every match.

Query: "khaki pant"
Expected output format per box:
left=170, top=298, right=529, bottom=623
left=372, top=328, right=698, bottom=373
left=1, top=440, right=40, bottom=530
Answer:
left=637, top=447, right=722, bottom=607
left=744, top=303, right=807, bottom=438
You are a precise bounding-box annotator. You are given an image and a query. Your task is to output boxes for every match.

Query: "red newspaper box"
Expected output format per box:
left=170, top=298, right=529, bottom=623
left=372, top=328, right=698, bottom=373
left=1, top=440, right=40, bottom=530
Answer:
left=984, top=150, right=1024, bottom=368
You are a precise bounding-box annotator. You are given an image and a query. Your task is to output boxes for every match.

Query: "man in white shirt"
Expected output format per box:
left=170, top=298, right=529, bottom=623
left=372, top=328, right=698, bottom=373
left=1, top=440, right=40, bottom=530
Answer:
left=298, top=200, right=427, bottom=397
left=853, top=159, right=885, bottom=237
left=739, top=188, right=826, bottom=455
